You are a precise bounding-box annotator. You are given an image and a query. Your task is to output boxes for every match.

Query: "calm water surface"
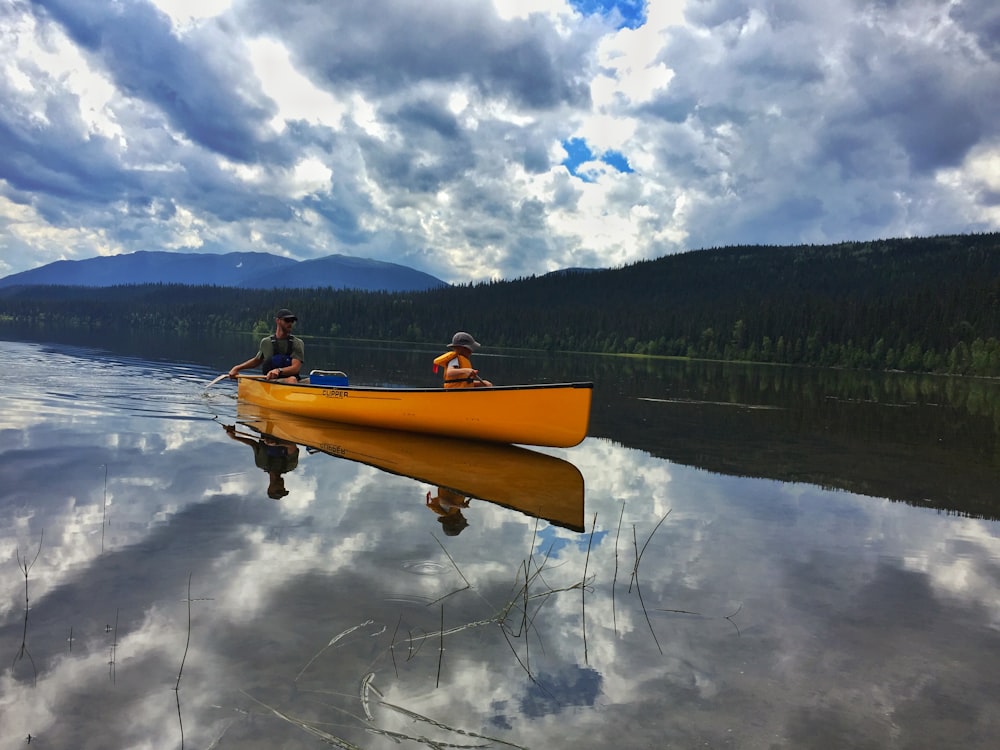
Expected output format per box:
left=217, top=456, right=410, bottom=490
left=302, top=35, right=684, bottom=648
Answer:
left=2, top=333, right=1000, bottom=749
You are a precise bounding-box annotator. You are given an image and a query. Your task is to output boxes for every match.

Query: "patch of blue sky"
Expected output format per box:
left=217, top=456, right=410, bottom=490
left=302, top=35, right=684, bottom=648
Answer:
left=568, top=0, right=646, bottom=29
left=561, top=137, right=634, bottom=182
left=536, top=525, right=609, bottom=558
left=600, top=149, right=633, bottom=174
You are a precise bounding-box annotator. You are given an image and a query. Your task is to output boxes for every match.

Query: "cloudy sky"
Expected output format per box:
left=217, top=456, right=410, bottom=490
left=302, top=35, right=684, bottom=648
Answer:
left=2, top=0, right=999, bottom=284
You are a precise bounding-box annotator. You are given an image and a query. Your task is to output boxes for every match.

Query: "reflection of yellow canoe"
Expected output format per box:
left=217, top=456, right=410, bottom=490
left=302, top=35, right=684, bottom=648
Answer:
left=237, top=404, right=586, bottom=531
left=236, top=375, right=593, bottom=448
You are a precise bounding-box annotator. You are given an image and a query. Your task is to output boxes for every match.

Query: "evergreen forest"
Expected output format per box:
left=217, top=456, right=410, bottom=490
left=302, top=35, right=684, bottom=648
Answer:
left=3, top=232, right=1000, bottom=377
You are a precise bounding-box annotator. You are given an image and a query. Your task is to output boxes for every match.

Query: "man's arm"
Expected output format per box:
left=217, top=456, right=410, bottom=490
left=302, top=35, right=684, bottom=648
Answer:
left=229, top=354, right=263, bottom=379
left=282, top=339, right=305, bottom=378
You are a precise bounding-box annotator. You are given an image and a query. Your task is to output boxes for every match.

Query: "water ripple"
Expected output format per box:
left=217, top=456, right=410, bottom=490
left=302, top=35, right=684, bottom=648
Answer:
left=401, top=560, right=448, bottom=575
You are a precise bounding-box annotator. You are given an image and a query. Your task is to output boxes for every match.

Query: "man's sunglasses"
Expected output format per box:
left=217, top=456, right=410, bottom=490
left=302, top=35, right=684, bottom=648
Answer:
left=282, top=317, right=297, bottom=323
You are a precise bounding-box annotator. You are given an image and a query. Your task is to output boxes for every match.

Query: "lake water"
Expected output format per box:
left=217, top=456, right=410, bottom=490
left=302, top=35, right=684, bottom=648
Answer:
left=2, top=331, right=1000, bottom=749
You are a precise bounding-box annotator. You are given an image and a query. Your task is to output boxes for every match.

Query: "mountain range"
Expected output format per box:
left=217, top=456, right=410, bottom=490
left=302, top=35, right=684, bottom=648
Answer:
left=0, top=250, right=448, bottom=292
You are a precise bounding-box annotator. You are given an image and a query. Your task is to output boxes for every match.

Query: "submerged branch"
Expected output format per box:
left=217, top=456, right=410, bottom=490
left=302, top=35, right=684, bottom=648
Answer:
left=725, top=604, right=744, bottom=637
left=436, top=605, right=445, bottom=688
left=13, top=532, right=44, bottom=683
left=296, top=619, right=375, bottom=683
left=378, top=699, right=530, bottom=750
left=582, top=512, right=598, bottom=664
left=428, top=535, right=473, bottom=606
left=241, top=691, right=364, bottom=750
left=630, top=510, right=671, bottom=593
left=631, top=525, right=663, bottom=655
left=175, top=574, right=193, bottom=691
left=612, top=501, right=626, bottom=634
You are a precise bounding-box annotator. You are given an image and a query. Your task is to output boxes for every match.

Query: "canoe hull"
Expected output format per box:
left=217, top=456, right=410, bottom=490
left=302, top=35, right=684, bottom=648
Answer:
left=236, top=376, right=593, bottom=447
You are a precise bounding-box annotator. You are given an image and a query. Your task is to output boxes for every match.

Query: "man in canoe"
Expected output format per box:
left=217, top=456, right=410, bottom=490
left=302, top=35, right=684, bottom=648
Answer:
left=228, top=308, right=304, bottom=383
left=432, top=331, right=493, bottom=388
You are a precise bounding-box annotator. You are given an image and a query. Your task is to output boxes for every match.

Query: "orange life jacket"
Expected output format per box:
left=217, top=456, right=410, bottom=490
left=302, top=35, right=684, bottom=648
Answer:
left=432, top=351, right=479, bottom=388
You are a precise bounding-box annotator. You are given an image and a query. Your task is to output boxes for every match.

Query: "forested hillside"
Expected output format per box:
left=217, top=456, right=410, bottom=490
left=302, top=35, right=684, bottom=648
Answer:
left=3, top=233, right=1000, bottom=376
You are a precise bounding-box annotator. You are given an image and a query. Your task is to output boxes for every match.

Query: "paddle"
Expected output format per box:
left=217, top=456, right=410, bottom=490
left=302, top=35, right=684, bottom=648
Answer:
left=224, top=425, right=259, bottom=441
left=204, top=373, right=231, bottom=390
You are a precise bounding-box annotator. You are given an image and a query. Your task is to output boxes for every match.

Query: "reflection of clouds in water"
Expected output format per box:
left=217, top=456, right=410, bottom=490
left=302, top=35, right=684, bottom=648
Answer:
left=2, top=440, right=997, bottom=747
left=207, top=443, right=1000, bottom=747
left=213, top=531, right=332, bottom=615
left=160, top=421, right=204, bottom=452
left=706, top=483, right=1000, bottom=746
left=498, top=460, right=1000, bottom=747
left=573, top=438, right=674, bottom=517
left=902, top=515, right=1000, bottom=628
left=207, top=460, right=472, bottom=617
left=1, top=603, right=237, bottom=749
left=4, top=342, right=1000, bottom=747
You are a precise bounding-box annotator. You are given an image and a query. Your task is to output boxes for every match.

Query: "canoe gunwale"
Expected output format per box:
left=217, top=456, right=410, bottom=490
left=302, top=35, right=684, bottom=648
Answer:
left=238, top=375, right=594, bottom=394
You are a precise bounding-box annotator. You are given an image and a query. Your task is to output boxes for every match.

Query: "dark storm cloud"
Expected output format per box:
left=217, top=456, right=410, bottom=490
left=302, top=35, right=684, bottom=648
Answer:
left=642, top=0, right=1000, bottom=249
left=802, top=11, right=1000, bottom=176
left=2, top=84, right=227, bottom=233
left=2, top=1, right=318, bottom=249
left=684, top=0, right=753, bottom=29
left=0, top=76, right=288, bottom=227
left=240, top=0, right=592, bottom=110
left=365, top=99, right=478, bottom=195
left=641, top=90, right=697, bottom=124
left=4, top=0, right=1000, bottom=283
left=950, top=0, right=1000, bottom=60
left=0, top=56, right=135, bottom=206
left=389, top=99, right=463, bottom=141
left=0, top=116, right=125, bottom=204
left=304, top=186, right=369, bottom=246
left=361, top=141, right=457, bottom=197
left=520, top=140, right=551, bottom=174
left=30, top=0, right=286, bottom=164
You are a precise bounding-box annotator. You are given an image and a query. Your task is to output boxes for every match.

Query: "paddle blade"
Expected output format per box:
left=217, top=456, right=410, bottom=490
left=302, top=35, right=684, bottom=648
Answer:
left=204, top=373, right=230, bottom=390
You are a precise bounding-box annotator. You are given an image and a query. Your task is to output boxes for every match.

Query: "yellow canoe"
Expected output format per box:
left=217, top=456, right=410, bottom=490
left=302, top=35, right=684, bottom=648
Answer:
left=236, top=375, right=593, bottom=448
left=236, top=404, right=586, bottom=531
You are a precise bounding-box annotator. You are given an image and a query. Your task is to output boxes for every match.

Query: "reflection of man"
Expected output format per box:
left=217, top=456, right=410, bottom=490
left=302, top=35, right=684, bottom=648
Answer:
left=425, top=487, right=470, bottom=536
left=224, top=425, right=300, bottom=499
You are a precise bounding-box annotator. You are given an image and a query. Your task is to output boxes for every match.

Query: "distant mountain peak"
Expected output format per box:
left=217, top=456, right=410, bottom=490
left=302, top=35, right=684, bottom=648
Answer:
left=0, top=250, right=448, bottom=292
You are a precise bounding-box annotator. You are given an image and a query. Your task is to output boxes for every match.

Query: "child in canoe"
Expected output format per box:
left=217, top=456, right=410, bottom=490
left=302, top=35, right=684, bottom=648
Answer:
left=432, top=332, right=493, bottom=388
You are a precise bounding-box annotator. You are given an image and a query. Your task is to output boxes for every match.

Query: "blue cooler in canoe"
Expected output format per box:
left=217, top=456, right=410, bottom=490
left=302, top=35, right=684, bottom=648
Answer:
left=309, top=370, right=349, bottom=386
